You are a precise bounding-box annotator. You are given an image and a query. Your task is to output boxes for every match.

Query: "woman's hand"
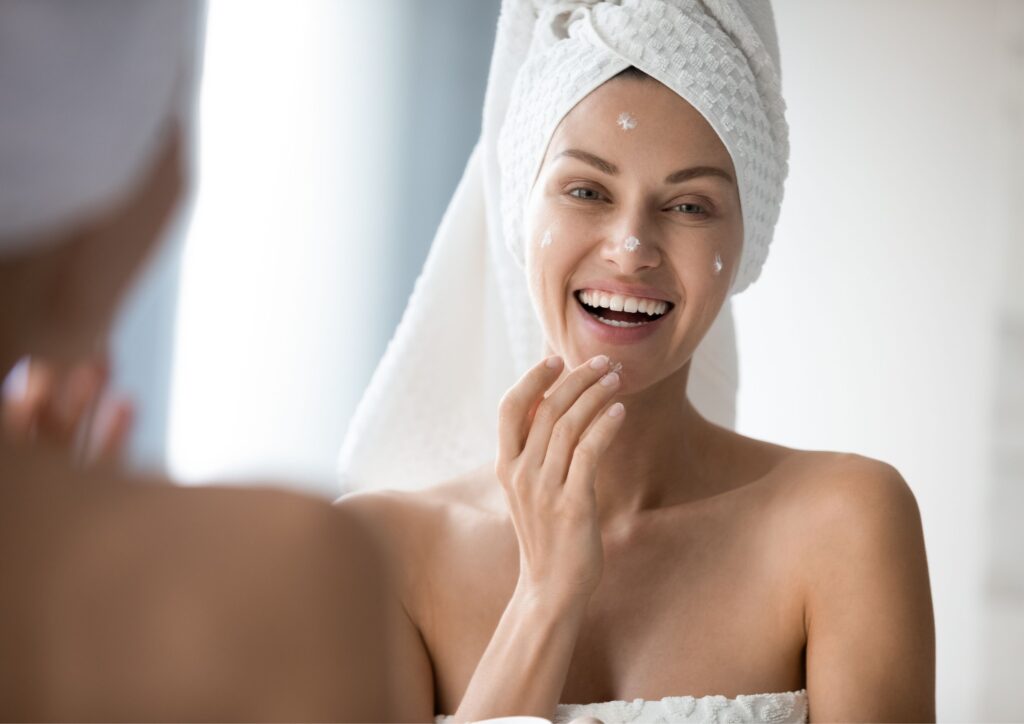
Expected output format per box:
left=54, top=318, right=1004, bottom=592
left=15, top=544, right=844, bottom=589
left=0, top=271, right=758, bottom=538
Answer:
left=453, top=354, right=624, bottom=721
left=1, top=354, right=133, bottom=465
left=495, top=354, right=625, bottom=607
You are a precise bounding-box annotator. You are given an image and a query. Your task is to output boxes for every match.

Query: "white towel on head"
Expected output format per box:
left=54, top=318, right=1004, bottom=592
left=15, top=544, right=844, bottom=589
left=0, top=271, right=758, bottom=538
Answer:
left=496, top=0, right=789, bottom=294
left=338, top=0, right=788, bottom=494
left=0, top=0, right=202, bottom=252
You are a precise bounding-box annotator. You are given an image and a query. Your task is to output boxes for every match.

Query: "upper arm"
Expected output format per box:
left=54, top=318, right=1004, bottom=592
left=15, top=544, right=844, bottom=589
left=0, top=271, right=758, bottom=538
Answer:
left=801, top=457, right=935, bottom=722
left=336, top=491, right=437, bottom=722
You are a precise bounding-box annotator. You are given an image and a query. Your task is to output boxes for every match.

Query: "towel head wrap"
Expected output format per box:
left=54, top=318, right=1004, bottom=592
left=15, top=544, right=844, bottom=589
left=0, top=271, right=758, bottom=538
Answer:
left=0, top=0, right=202, bottom=254
left=338, top=0, right=788, bottom=493
left=495, top=0, right=789, bottom=293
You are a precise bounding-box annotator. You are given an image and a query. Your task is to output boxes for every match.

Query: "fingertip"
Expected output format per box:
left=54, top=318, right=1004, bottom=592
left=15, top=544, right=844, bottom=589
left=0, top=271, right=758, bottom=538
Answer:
left=115, top=400, right=135, bottom=434
left=608, top=402, right=625, bottom=418
left=544, top=355, right=563, bottom=370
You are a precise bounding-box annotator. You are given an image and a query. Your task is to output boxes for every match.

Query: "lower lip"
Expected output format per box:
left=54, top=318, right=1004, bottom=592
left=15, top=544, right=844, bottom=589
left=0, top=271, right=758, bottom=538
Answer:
left=572, top=296, right=672, bottom=344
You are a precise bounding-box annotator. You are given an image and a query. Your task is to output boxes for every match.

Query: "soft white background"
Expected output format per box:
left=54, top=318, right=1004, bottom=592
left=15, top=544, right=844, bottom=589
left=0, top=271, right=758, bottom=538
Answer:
left=734, top=2, right=1023, bottom=720
left=148, top=1, right=1023, bottom=719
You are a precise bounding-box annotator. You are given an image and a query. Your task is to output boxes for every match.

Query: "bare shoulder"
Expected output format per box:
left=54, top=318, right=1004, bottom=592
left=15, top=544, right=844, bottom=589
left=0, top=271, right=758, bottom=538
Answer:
left=336, top=463, right=506, bottom=569
left=722, top=437, right=927, bottom=588
left=713, top=427, right=920, bottom=525
left=771, top=449, right=922, bottom=536
left=0, top=462, right=392, bottom=721
left=765, top=451, right=935, bottom=718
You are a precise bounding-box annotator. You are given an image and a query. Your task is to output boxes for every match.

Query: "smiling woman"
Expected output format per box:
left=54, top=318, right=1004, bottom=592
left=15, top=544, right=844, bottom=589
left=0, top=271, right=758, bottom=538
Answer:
left=336, top=1, right=935, bottom=722
left=524, top=72, right=742, bottom=380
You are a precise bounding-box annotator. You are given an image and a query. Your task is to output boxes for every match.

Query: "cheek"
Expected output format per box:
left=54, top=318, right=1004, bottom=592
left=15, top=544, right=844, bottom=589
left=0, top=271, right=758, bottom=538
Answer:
left=678, top=219, right=743, bottom=284
left=525, top=231, right=573, bottom=309
left=717, top=212, right=745, bottom=278
left=525, top=200, right=573, bottom=290
left=524, top=212, right=596, bottom=334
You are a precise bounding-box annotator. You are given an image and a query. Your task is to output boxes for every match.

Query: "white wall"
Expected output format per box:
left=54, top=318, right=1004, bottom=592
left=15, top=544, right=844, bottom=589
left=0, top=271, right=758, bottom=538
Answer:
left=734, top=2, right=1023, bottom=719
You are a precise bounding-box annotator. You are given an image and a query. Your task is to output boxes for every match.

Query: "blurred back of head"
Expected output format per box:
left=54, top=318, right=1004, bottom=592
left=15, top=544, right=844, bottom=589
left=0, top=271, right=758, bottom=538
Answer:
left=0, top=0, right=201, bottom=369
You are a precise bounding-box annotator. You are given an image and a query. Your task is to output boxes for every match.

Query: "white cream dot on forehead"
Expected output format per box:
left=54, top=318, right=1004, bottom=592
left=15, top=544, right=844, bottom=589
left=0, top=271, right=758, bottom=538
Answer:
left=616, top=112, right=637, bottom=130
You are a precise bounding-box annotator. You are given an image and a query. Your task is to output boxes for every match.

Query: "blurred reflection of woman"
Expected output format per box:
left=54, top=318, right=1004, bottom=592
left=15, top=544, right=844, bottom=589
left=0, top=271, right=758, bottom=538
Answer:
left=338, top=1, right=935, bottom=721
left=0, top=3, right=388, bottom=719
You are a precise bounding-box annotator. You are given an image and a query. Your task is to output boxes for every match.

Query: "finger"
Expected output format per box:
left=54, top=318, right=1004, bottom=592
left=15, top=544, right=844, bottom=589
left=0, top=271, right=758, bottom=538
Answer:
left=68, top=354, right=112, bottom=458
left=520, top=355, right=611, bottom=468
left=496, top=355, right=564, bottom=464
left=3, top=360, right=56, bottom=443
left=1, top=372, right=36, bottom=444
left=541, top=369, right=621, bottom=481
left=63, top=361, right=107, bottom=430
left=89, top=398, right=134, bottom=466
left=564, top=401, right=626, bottom=499
left=42, top=362, right=105, bottom=448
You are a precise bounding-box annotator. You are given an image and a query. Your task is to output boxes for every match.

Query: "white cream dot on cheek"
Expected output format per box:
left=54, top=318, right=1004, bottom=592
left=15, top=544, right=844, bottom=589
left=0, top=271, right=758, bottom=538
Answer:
left=540, top=229, right=553, bottom=248
left=713, top=252, right=723, bottom=275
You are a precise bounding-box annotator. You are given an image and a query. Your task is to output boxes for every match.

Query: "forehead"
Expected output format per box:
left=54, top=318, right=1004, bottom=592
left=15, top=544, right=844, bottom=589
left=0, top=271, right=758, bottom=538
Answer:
left=544, top=76, right=735, bottom=173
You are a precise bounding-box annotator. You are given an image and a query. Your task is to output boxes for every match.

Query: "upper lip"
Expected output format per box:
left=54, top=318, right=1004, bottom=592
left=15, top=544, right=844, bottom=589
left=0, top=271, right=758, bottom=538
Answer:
left=573, top=279, right=677, bottom=305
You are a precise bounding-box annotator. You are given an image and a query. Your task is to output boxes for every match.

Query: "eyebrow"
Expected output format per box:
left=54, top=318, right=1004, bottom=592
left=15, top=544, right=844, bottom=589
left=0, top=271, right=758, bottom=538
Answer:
left=554, top=148, right=734, bottom=186
left=555, top=148, right=618, bottom=175
left=665, top=165, right=734, bottom=185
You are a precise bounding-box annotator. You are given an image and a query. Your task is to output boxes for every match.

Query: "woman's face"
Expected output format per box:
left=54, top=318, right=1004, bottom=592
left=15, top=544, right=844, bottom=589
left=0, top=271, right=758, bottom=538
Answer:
left=524, top=76, right=743, bottom=394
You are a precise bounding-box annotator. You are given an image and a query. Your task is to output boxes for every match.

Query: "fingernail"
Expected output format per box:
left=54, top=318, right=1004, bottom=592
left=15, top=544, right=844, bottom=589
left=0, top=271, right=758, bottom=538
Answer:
left=608, top=402, right=625, bottom=418
left=600, top=372, right=619, bottom=387
left=590, top=355, right=609, bottom=370
left=545, top=356, right=563, bottom=369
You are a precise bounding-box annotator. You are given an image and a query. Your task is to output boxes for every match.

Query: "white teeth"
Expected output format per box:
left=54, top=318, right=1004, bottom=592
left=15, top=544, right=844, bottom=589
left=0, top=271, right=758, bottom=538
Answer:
left=577, top=288, right=671, bottom=317
left=596, top=316, right=647, bottom=328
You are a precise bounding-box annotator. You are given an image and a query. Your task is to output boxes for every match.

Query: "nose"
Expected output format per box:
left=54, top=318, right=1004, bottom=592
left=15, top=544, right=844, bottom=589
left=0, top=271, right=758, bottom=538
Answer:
left=600, top=208, right=662, bottom=274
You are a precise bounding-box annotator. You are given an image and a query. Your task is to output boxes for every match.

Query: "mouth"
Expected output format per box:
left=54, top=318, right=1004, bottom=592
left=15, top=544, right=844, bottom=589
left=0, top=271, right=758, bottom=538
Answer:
left=574, top=288, right=675, bottom=328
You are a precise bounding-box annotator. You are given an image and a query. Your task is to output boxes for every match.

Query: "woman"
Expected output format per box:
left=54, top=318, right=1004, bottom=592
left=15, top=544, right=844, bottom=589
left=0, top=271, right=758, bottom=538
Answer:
left=338, top=1, right=934, bottom=721
left=0, top=3, right=389, bottom=719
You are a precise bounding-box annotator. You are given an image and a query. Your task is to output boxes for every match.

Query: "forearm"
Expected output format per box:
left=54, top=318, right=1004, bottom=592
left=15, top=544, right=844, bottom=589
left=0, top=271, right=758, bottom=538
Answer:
left=453, top=586, right=586, bottom=721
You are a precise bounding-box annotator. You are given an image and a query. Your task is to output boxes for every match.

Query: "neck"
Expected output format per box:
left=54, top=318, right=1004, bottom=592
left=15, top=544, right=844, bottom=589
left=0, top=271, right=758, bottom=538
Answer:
left=590, top=361, right=720, bottom=525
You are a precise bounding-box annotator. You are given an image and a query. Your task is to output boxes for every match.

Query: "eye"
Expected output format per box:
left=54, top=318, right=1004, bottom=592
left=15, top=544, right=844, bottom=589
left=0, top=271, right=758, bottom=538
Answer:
left=670, top=202, right=706, bottom=215
left=569, top=187, right=603, bottom=201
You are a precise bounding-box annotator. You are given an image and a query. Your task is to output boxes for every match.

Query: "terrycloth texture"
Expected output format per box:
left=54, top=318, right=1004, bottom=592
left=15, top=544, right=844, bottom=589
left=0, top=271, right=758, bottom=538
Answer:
left=336, top=0, right=783, bottom=493
left=435, top=688, right=808, bottom=724
left=0, top=0, right=202, bottom=252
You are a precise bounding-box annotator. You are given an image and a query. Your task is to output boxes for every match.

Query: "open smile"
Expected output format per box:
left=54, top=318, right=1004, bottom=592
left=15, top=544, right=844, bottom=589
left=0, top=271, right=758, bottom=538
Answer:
left=571, top=287, right=677, bottom=344
left=574, top=288, right=674, bottom=327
